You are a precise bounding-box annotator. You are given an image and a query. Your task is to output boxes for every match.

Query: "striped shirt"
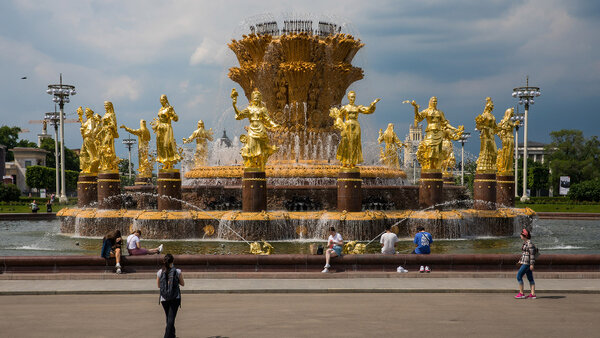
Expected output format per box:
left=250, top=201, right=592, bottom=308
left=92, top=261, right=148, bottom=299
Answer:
left=519, top=240, right=536, bottom=266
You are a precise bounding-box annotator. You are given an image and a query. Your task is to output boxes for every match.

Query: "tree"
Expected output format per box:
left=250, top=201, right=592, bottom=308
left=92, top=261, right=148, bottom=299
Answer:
left=0, top=126, right=23, bottom=161
left=0, top=183, right=21, bottom=201
left=25, top=165, right=79, bottom=193
left=39, top=137, right=80, bottom=172
left=546, top=129, right=600, bottom=193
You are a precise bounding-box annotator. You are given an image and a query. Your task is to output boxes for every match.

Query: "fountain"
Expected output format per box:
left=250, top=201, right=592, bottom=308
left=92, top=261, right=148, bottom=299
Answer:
left=57, top=17, right=534, bottom=243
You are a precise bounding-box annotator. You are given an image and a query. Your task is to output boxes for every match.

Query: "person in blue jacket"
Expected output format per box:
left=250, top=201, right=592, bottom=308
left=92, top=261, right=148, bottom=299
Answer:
left=412, top=226, right=433, bottom=272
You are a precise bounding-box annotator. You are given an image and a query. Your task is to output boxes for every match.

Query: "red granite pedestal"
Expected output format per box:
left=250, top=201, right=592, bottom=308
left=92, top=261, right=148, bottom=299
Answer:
left=157, top=171, right=181, bottom=211
left=443, top=174, right=455, bottom=186
left=337, top=170, right=362, bottom=212
left=242, top=170, right=267, bottom=212
left=419, top=171, right=443, bottom=209
left=474, top=172, right=496, bottom=210
left=77, top=174, right=97, bottom=208
left=97, top=172, right=121, bottom=209
left=496, top=174, right=515, bottom=208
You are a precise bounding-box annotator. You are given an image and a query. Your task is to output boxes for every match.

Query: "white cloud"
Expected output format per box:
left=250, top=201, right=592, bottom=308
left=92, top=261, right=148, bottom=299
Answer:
left=190, top=38, right=228, bottom=66
left=102, top=76, right=142, bottom=101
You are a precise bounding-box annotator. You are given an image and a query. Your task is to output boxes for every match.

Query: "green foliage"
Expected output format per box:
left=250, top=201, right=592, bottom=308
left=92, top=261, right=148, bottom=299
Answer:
left=546, top=129, right=600, bottom=193
left=0, top=126, right=35, bottom=161
left=25, top=165, right=79, bottom=193
left=39, top=138, right=80, bottom=171
left=462, top=159, right=477, bottom=196
left=0, top=183, right=21, bottom=201
left=567, top=178, right=600, bottom=202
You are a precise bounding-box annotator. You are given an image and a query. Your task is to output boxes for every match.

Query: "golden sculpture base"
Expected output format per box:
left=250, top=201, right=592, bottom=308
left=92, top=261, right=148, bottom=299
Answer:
left=185, top=163, right=406, bottom=180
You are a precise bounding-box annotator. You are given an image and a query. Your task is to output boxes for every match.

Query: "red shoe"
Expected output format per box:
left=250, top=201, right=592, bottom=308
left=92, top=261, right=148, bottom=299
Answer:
left=514, top=292, right=526, bottom=299
left=526, top=294, right=537, bottom=299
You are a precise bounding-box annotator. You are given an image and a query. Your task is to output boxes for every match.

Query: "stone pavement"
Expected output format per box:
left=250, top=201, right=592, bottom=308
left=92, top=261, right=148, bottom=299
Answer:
left=1, top=272, right=599, bottom=295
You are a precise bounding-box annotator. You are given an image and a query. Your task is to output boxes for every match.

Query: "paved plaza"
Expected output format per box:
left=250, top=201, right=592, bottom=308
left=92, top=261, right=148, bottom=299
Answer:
left=1, top=293, right=599, bottom=337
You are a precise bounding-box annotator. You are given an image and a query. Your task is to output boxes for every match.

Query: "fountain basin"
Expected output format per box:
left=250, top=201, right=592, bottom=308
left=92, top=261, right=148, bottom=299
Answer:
left=57, top=208, right=535, bottom=241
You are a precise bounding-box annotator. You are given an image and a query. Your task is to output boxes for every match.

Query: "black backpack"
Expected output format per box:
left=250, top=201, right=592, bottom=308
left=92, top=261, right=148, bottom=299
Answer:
left=159, top=268, right=180, bottom=303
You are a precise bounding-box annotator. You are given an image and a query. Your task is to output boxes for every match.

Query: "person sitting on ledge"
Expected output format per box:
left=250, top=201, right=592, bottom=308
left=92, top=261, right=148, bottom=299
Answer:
left=46, top=199, right=52, bottom=213
left=380, top=224, right=399, bottom=254
left=30, top=200, right=39, bottom=213
left=101, top=229, right=123, bottom=274
left=322, top=227, right=343, bottom=273
left=412, top=226, right=433, bottom=273
left=127, top=230, right=163, bottom=256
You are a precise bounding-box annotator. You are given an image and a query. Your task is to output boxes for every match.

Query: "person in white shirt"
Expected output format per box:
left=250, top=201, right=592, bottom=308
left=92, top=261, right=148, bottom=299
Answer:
left=322, top=227, right=343, bottom=273
left=380, top=225, right=399, bottom=254
left=127, top=230, right=163, bottom=255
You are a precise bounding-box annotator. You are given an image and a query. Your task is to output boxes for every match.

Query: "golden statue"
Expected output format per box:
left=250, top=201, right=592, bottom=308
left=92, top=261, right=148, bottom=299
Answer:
left=77, top=107, right=100, bottom=174
left=496, top=107, right=519, bottom=175
left=405, top=97, right=464, bottom=171
left=97, top=101, right=120, bottom=172
left=120, top=120, right=152, bottom=177
left=342, top=240, right=367, bottom=254
left=330, top=91, right=380, bottom=169
left=440, top=137, right=456, bottom=177
left=151, top=94, right=181, bottom=171
left=378, top=123, right=405, bottom=169
left=183, top=120, right=214, bottom=167
left=249, top=241, right=274, bottom=255
left=475, top=97, right=498, bottom=173
left=231, top=88, right=279, bottom=171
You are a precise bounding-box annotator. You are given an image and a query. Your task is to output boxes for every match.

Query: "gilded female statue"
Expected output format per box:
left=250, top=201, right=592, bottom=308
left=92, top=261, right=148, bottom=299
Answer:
left=475, top=97, right=498, bottom=173
left=77, top=107, right=100, bottom=174
left=120, top=119, right=152, bottom=177
left=440, top=136, right=456, bottom=176
left=496, top=107, right=519, bottom=175
left=231, top=88, right=279, bottom=171
left=183, top=120, right=214, bottom=167
left=331, top=91, right=380, bottom=169
left=377, top=123, right=405, bottom=169
left=98, top=101, right=120, bottom=172
left=151, top=94, right=181, bottom=171
left=406, top=97, right=464, bottom=171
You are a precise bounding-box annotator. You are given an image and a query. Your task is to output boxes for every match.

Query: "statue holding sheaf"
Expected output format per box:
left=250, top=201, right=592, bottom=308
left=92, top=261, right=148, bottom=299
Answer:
left=475, top=97, right=498, bottom=173
left=231, top=88, right=279, bottom=171
left=496, top=107, right=519, bottom=175
left=183, top=120, right=214, bottom=167
left=377, top=123, right=405, bottom=169
left=151, top=94, right=181, bottom=171
left=77, top=106, right=101, bottom=174
left=405, top=97, right=464, bottom=171
left=97, top=101, right=120, bottom=172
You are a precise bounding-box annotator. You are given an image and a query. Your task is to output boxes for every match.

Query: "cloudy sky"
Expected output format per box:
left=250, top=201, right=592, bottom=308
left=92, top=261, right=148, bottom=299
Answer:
left=1, top=0, right=599, bottom=167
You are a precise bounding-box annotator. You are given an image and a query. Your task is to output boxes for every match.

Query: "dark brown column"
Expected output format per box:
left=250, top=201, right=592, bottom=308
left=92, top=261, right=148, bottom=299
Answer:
left=474, top=172, right=496, bottom=210
left=97, top=172, right=121, bottom=209
left=242, top=170, right=267, bottom=212
left=337, top=170, right=362, bottom=212
left=77, top=174, right=97, bottom=208
left=496, top=174, right=515, bottom=207
left=419, top=171, right=443, bottom=209
left=443, top=173, right=455, bottom=185
left=157, top=171, right=182, bottom=211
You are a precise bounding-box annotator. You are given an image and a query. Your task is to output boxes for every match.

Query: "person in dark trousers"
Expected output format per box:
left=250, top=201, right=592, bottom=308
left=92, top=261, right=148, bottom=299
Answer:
left=515, top=228, right=537, bottom=299
left=46, top=200, right=52, bottom=213
left=30, top=200, right=39, bottom=213
left=157, top=253, right=185, bottom=338
left=412, top=226, right=433, bottom=272
left=101, top=230, right=122, bottom=274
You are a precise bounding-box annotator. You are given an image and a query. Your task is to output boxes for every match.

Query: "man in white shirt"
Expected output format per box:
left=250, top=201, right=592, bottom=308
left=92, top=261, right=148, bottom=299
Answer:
left=380, top=225, right=399, bottom=254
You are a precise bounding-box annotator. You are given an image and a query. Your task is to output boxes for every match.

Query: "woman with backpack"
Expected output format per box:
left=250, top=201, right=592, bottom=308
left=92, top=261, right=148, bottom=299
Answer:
left=515, top=229, right=537, bottom=299
left=157, top=253, right=185, bottom=338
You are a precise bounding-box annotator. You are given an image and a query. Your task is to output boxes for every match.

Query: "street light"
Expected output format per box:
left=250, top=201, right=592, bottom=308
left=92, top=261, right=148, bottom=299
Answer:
left=44, top=110, right=61, bottom=196
left=458, top=132, right=471, bottom=186
left=511, top=109, right=525, bottom=198
left=512, top=76, right=541, bottom=202
left=122, top=137, right=137, bottom=181
left=46, top=74, right=76, bottom=203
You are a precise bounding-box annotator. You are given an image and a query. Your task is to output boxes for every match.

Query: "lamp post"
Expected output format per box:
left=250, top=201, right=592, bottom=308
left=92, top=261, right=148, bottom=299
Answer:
left=511, top=110, right=524, bottom=198
left=122, top=137, right=136, bottom=181
left=46, top=74, right=76, bottom=203
left=44, top=110, right=61, bottom=196
left=458, top=132, right=471, bottom=186
left=512, top=76, right=541, bottom=202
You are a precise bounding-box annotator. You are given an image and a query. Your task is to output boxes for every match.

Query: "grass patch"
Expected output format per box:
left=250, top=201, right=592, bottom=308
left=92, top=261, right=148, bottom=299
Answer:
left=0, top=203, right=74, bottom=213
left=515, top=203, right=600, bottom=213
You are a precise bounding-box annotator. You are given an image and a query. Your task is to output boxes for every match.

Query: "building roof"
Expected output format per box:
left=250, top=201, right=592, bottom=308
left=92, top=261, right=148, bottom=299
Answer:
left=517, top=141, right=547, bottom=148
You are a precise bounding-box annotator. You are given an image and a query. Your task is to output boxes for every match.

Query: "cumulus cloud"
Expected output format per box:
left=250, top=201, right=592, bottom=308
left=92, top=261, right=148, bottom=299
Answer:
left=190, top=38, right=228, bottom=66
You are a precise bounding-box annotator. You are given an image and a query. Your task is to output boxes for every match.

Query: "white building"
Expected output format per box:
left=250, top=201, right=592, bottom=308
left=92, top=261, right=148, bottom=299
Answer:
left=403, top=123, right=423, bottom=184
left=6, top=147, right=49, bottom=193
